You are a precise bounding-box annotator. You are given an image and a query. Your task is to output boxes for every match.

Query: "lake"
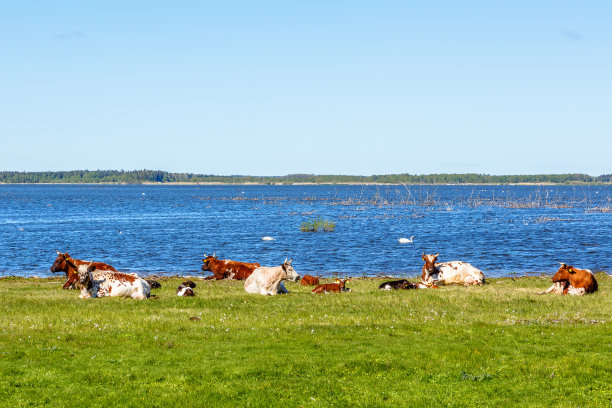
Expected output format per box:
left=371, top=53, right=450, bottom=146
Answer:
left=1, top=184, right=610, bottom=278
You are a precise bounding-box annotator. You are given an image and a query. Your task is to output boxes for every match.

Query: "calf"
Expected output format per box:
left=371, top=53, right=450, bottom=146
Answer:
left=244, top=259, right=300, bottom=295
left=79, top=264, right=150, bottom=300
left=300, top=275, right=320, bottom=286
left=312, top=279, right=351, bottom=294
left=539, top=263, right=598, bottom=295
left=177, top=281, right=196, bottom=297
left=50, top=251, right=117, bottom=289
left=421, top=253, right=485, bottom=287
left=379, top=279, right=419, bottom=290
left=201, top=253, right=260, bottom=280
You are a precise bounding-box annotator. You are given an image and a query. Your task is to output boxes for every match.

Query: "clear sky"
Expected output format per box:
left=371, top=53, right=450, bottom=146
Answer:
left=1, top=1, right=610, bottom=176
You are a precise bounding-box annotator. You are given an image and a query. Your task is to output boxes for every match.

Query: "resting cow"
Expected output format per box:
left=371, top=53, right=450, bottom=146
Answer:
left=421, top=253, right=485, bottom=287
left=201, top=253, right=260, bottom=280
left=244, top=259, right=300, bottom=295
left=300, top=275, right=320, bottom=286
left=78, top=264, right=151, bottom=300
left=177, top=281, right=196, bottom=297
left=539, top=263, right=598, bottom=295
left=50, top=251, right=118, bottom=289
left=379, top=279, right=419, bottom=290
left=312, top=279, right=351, bottom=294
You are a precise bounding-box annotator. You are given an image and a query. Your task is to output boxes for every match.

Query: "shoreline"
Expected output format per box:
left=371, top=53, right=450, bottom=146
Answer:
left=1, top=182, right=611, bottom=186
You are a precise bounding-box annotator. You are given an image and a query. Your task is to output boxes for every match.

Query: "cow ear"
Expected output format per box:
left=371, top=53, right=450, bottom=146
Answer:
left=568, top=268, right=575, bottom=274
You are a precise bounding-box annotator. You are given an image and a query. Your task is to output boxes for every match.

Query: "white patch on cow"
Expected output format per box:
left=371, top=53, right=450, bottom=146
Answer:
left=567, top=286, right=587, bottom=296
left=177, top=286, right=191, bottom=296
left=381, top=284, right=391, bottom=291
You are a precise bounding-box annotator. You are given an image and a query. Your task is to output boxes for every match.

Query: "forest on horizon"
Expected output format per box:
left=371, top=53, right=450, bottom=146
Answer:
left=1, top=170, right=611, bottom=185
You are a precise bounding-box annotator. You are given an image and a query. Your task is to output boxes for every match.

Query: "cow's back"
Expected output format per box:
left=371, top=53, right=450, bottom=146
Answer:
left=244, top=266, right=281, bottom=295
left=83, top=270, right=150, bottom=299
left=437, top=261, right=484, bottom=285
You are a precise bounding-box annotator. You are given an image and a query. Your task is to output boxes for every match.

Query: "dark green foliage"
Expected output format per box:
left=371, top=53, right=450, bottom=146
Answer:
left=0, top=170, right=610, bottom=184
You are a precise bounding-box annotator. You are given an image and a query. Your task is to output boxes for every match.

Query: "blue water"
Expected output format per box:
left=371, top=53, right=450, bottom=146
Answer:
left=1, top=184, right=610, bottom=278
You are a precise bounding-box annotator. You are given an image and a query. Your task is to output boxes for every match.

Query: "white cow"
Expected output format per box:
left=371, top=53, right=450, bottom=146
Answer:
left=244, top=259, right=300, bottom=295
left=78, top=264, right=151, bottom=300
left=421, top=253, right=485, bottom=287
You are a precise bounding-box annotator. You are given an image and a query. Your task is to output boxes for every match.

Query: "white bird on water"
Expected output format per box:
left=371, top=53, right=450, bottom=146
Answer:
left=398, top=236, right=414, bottom=244
left=261, top=236, right=275, bottom=241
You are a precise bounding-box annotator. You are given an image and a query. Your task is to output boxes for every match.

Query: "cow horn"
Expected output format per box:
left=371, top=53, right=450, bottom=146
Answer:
left=212, top=252, right=216, bottom=258
left=56, top=251, right=61, bottom=255
left=203, top=253, right=207, bottom=258
left=284, top=258, right=288, bottom=264
left=434, top=253, right=439, bottom=257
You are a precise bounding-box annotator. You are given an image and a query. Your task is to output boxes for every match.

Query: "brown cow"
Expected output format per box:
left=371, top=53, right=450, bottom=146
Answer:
left=539, top=263, right=598, bottom=295
left=50, top=252, right=118, bottom=290
left=201, top=253, right=260, bottom=280
left=312, top=279, right=351, bottom=294
left=300, top=275, right=320, bottom=286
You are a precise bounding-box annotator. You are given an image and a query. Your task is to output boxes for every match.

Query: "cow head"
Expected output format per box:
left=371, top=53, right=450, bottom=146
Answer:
left=422, top=253, right=440, bottom=282
left=78, top=262, right=94, bottom=288
left=201, top=253, right=218, bottom=271
left=50, top=251, right=70, bottom=272
left=552, top=263, right=576, bottom=283
left=282, top=258, right=300, bottom=282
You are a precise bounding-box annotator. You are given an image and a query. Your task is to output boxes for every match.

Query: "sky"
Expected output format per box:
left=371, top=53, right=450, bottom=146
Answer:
left=1, top=1, right=611, bottom=176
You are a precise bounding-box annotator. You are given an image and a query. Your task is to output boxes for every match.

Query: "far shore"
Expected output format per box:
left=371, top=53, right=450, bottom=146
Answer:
left=1, top=181, right=611, bottom=186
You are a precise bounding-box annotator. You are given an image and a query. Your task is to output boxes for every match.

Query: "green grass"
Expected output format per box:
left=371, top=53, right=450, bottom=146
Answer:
left=0, top=275, right=610, bottom=407
left=300, top=217, right=336, bottom=232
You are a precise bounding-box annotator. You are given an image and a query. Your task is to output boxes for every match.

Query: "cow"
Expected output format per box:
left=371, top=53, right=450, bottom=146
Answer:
left=421, top=253, right=485, bottom=287
left=312, top=279, right=351, bottom=294
left=77, top=263, right=151, bottom=300
left=49, top=251, right=117, bottom=290
left=244, top=259, right=300, bottom=295
left=379, top=279, right=419, bottom=290
left=539, top=263, right=598, bottom=295
left=300, top=275, right=320, bottom=286
left=201, top=253, right=260, bottom=280
left=177, top=281, right=196, bottom=297
left=146, top=280, right=162, bottom=289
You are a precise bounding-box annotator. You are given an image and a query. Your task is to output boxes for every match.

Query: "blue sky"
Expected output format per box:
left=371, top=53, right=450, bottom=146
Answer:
left=1, top=1, right=610, bottom=175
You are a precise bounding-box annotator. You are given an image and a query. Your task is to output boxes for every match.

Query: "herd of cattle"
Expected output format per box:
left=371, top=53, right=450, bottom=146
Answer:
left=48, top=251, right=599, bottom=300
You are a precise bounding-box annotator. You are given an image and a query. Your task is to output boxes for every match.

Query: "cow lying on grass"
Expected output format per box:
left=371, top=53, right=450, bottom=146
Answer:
left=539, top=263, right=598, bottom=296
left=177, top=281, right=196, bottom=297
left=201, top=253, right=260, bottom=280
left=79, top=263, right=151, bottom=300
left=421, top=253, right=485, bottom=287
left=300, top=275, right=320, bottom=286
left=379, top=279, right=419, bottom=290
left=312, top=279, right=351, bottom=294
left=50, top=251, right=118, bottom=290
left=244, top=259, right=299, bottom=295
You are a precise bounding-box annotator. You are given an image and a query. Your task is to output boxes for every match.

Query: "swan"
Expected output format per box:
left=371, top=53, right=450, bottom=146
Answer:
left=261, top=236, right=275, bottom=241
left=398, top=236, right=414, bottom=244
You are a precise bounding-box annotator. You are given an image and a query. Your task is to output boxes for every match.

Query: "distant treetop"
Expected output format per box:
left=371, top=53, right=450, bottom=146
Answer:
left=0, top=170, right=610, bottom=184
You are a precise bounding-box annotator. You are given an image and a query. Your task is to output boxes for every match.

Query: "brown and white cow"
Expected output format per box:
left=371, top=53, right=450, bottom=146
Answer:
left=78, top=263, right=151, bottom=300
left=312, top=279, right=351, bottom=294
left=50, top=252, right=118, bottom=289
left=244, top=259, right=300, bottom=295
left=201, top=253, right=260, bottom=280
left=177, top=281, right=196, bottom=297
left=421, top=253, right=485, bottom=287
left=300, top=275, right=320, bottom=286
left=539, top=263, right=598, bottom=295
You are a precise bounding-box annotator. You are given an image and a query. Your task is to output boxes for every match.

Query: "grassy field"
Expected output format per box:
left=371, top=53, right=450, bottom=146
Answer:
left=0, top=274, right=610, bottom=407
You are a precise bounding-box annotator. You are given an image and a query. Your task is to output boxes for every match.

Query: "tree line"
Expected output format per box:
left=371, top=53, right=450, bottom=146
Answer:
left=0, top=170, right=610, bottom=184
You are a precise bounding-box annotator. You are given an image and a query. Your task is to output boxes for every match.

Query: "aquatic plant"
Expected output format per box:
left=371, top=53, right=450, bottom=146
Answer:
left=300, top=217, right=336, bottom=232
